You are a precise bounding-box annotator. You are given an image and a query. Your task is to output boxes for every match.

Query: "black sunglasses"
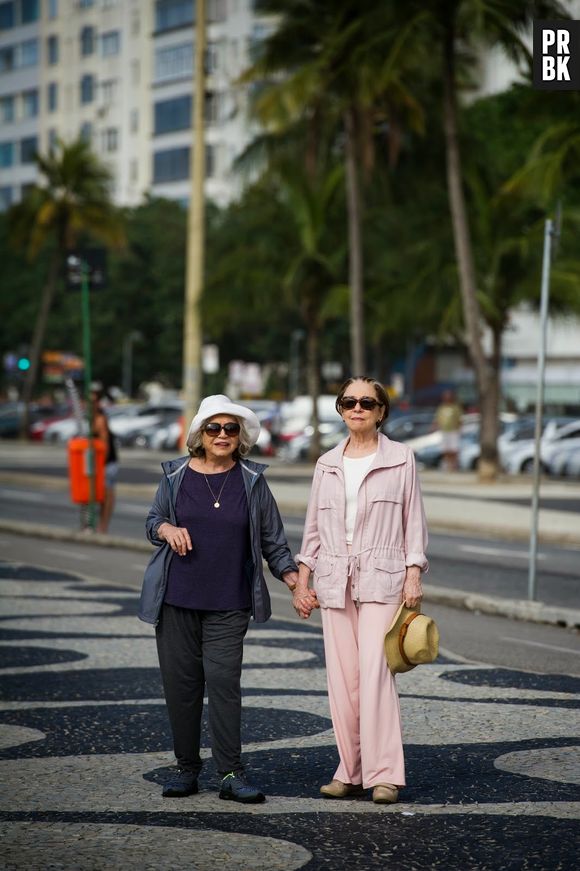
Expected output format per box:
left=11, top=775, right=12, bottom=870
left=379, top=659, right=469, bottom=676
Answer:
left=339, top=396, right=383, bottom=411
left=203, top=422, right=241, bottom=436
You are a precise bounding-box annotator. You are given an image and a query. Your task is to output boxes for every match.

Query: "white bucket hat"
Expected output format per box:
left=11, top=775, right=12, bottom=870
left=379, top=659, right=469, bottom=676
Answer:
left=186, top=394, right=261, bottom=447
left=384, top=603, right=440, bottom=675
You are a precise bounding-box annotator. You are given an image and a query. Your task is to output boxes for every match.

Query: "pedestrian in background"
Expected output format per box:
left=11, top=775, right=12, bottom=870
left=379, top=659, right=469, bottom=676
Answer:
left=434, top=389, right=463, bottom=471
left=140, top=394, right=309, bottom=804
left=90, top=384, right=118, bottom=533
left=294, top=376, right=428, bottom=804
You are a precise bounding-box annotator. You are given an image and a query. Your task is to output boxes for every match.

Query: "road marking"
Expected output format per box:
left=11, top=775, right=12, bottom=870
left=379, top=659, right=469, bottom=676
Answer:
left=459, top=544, right=546, bottom=560
left=0, top=488, right=48, bottom=503
left=501, top=636, right=580, bottom=656
left=45, top=548, right=91, bottom=562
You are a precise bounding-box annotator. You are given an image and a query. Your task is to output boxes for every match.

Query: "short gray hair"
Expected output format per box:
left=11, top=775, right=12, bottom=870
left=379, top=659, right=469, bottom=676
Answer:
left=187, top=416, right=252, bottom=459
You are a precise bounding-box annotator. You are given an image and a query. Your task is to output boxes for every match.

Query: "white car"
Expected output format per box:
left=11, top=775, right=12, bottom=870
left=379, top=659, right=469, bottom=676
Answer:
left=503, top=419, right=580, bottom=474
left=547, top=444, right=580, bottom=477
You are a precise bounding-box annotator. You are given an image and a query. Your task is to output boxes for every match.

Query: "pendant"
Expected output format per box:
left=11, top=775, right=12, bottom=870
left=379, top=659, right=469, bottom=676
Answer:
left=214, top=502, right=220, bottom=508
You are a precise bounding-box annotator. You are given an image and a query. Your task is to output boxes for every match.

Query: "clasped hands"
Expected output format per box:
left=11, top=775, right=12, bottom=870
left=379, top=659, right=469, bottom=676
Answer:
left=282, top=571, right=318, bottom=619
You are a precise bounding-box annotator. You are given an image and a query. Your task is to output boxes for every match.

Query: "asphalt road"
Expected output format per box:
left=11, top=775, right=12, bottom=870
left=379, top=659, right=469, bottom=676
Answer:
left=1, top=478, right=579, bottom=610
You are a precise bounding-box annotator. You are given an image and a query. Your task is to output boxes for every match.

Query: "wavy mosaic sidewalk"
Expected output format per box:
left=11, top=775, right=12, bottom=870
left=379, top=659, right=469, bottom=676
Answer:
left=0, top=561, right=579, bottom=870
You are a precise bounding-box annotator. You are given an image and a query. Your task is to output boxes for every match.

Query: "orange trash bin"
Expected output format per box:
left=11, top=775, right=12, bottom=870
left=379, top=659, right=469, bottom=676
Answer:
left=68, top=437, right=106, bottom=504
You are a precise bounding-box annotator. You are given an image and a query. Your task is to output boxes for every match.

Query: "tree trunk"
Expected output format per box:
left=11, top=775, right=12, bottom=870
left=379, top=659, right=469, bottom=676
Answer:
left=344, top=106, right=365, bottom=376
left=442, top=26, right=498, bottom=479
left=19, top=254, right=61, bottom=439
left=306, top=320, right=321, bottom=462
left=478, top=324, right=502, bottom=482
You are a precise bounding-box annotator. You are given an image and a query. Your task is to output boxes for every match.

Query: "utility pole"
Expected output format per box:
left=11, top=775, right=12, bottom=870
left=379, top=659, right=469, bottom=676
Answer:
left=182, top=0, right=206, bottom=445
left=528, top=217, right=554, bottom=601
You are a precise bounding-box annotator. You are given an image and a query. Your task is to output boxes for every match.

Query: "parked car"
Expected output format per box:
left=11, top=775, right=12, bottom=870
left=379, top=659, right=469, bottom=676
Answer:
left=459, top=416, right=536, bottom=471
left=277, top=419, right=348, bottom=462
left=407, top=413, right=517, bottom=469
left=382, top=410, right=435, bottom=442
left=548, top=444, right=580, bottom=477
left=503, top=419, right=580, bottom=474
left=277, top=395, right=344, bottom=461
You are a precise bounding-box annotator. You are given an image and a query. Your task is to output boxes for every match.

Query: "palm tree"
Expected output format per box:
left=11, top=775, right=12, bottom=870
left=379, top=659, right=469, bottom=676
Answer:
left=277, top=160, right=345, bottom=458
left=421, top=0, right=569, bottom=479
left=9, top=138, right=124, bottom=437
left=243, top=1, right=425, bottom=375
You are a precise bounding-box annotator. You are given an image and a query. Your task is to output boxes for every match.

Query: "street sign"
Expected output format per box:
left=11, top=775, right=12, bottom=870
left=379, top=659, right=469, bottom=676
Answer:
left=65, top=249, right=108, bottom=291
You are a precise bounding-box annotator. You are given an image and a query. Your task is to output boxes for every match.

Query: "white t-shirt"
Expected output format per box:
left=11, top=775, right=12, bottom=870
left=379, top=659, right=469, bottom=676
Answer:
left=343, top=452, right=376, bottom=544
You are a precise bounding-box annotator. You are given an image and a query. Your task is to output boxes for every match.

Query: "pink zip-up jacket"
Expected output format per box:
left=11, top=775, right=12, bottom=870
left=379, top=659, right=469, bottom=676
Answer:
left=296, top=433, right=429, bottom=608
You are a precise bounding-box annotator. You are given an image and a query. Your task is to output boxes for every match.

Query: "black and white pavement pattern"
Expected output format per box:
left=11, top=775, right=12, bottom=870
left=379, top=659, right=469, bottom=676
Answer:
left=0, top=561, right=579, bottom=870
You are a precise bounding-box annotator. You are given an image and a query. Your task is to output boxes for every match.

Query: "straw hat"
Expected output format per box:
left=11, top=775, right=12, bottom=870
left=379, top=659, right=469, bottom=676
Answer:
left=186, top=394, right=262, bottom=447
left=384, top=603, right=440, bottom=675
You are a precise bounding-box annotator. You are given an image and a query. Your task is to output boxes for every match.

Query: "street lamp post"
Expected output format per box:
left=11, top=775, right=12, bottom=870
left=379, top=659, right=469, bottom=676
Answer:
left=122, top=330, right=142, bottom=399
left=182, top=0, right=206, bottom=445
left=289, top=329, right=305, bottom=399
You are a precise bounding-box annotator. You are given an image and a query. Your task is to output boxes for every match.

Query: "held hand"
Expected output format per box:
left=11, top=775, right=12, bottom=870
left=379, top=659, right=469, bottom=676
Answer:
left=292, top=586, right=319, bottom=619
left=159, top=523, right=192, bottom=557
left=402, top=566, right=423, bottom=609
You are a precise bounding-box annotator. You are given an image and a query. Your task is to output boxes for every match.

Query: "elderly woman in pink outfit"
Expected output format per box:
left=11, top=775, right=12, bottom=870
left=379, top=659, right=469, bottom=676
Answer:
left=293, top=376, right=428, bottom=804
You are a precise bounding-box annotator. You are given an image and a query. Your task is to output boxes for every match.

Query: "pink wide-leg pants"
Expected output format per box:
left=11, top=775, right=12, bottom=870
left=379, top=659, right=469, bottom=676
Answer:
left=320, top=585, right=405, bottom=788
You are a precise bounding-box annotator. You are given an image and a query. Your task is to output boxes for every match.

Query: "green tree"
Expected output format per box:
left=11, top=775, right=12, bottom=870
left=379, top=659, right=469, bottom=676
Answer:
left=420, top=0, right=569, bottom=478
left=244, top=0, right=426, bottom=374
left=8, top=138, right=124, bottom=435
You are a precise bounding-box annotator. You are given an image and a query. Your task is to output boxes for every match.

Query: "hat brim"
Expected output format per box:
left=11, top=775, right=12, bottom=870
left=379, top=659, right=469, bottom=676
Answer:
left=384, top=602, right=419, bottom=675
left=187, top=397, right=262, bottom=447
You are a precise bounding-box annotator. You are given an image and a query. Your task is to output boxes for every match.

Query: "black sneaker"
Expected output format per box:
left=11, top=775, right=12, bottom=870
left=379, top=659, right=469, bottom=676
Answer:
left=162, top=768, right=198, bottom=798
left=219, top=772, right=265, bottom=804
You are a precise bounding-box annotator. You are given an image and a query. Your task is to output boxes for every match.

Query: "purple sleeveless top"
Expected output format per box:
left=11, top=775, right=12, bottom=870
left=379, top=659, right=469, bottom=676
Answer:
left=164, top=462, right=251, bottom=611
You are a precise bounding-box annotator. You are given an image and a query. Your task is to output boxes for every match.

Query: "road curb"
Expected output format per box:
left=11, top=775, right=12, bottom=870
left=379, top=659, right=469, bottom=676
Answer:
left=1, top=519, right=578, bottom=629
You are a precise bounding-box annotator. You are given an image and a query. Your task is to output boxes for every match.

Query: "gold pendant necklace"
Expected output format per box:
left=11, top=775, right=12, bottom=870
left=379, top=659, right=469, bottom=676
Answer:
left=203, top=467, right=233, bottom=508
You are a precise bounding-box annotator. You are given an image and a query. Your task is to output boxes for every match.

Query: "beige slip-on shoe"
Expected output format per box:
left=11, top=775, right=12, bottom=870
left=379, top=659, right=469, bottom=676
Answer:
left=372, top=783, right=399, bottom=804
left=320, top=779, right=365, bottom=799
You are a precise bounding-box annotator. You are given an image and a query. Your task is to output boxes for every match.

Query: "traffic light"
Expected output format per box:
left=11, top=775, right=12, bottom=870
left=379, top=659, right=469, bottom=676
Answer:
left=17, top=356, right=31, bottom=372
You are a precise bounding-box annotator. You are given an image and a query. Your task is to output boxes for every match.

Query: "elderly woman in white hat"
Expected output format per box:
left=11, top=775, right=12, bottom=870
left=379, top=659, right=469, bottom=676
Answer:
left=140, top=395, right=311, bottom=804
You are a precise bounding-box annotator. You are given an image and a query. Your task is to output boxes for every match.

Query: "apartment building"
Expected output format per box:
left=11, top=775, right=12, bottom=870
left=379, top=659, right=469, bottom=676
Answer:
left=0, top=0, right=273, bottom=209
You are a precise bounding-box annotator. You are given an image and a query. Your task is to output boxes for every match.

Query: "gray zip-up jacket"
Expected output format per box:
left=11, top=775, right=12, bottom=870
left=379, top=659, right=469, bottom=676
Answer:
left=139, top=456, right=298, bottom=625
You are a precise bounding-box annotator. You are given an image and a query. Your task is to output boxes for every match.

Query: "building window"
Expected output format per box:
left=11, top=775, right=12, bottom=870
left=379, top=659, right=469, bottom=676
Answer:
left=80, top=25, right=94, bottom=57
left=153, top=146, right=189, bottom=183
left=100, top=78, right=117, bottom=105
left=205, top=91, right=224, bottom=125
left=206, top=41, right=223, bottom=74
left=0, top=1, right=14, bottom=29
left=0, top=95, right=14, bottom=123
left=0, top=186, right=12, bottom=211
left=130, top=108, right=138, bottom=133
left=129, top=158, right=137, bottom=183
left=80, top=74, right=94, bottom=104
left=22, top=88, right=39, bottom=118
left=0, top=45, right=14, bottom=71
left=47, top=34, right=58, bottom=64
left=208, top=0, right=226, bottom=23
left=206, top=143, right=215, bottom=177
left=0, top=141, right=14, bottom=168
left=154, top=95, right=191, bottom=135
left=48, top=128, right=58, bottom=150
left=0, top=46, right=14, bottom=71
left=101, top=30, right=120, bottom=57
left=102, top=127, right=118, bottom=153
left=80, top=121, right=92, bottom=143
left=21, top=0, right=39, bottom=23
left=20, top=136, right=38, bottom=163
left=48, top=0, right=58, bottom=19
left=78, top=0, right=94, bottom=8
left=155, top=0, right=193, bottom=34
left=131, top=58, right=140, bottom=85
left=154, top=42, right=192, bottom=82
left=20, top=38, right=38, bottom=66
left=131, top=10, right=139, bottom=35
left=47, top=82, right=58, bottom=112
